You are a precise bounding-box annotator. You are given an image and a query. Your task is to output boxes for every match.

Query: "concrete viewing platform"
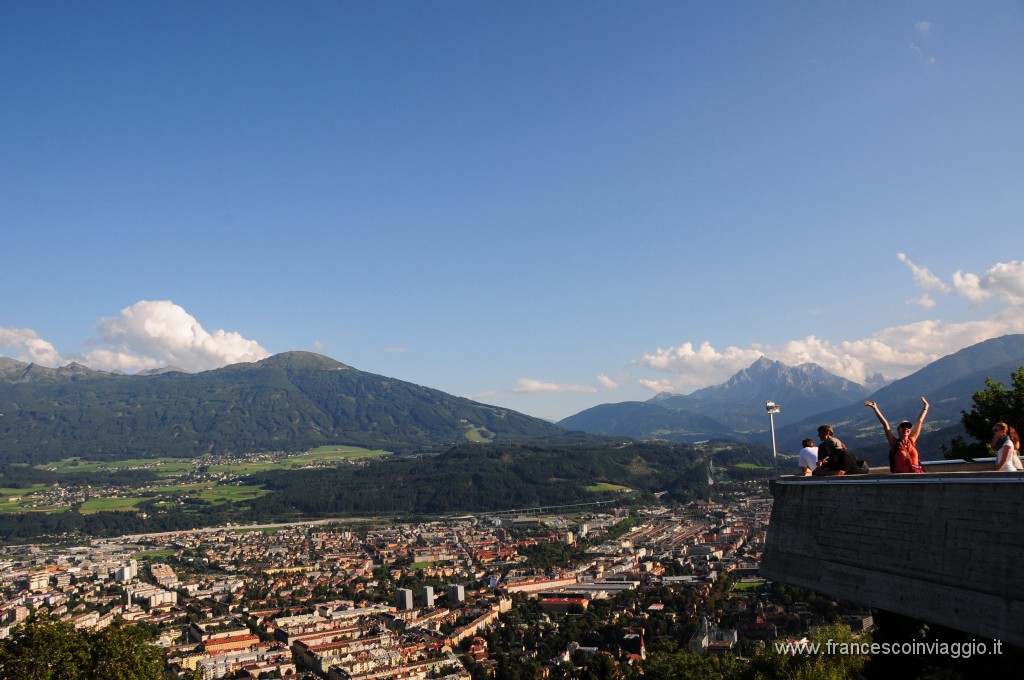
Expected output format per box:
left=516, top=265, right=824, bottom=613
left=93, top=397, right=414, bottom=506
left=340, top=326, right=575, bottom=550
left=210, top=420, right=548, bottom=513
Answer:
left=760, top=460, right=1024, bottom=647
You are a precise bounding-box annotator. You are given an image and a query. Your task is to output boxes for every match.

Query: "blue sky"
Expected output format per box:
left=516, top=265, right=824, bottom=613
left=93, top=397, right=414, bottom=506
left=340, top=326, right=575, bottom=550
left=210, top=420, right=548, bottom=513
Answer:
left=2, top=2, right=1024, bottom=422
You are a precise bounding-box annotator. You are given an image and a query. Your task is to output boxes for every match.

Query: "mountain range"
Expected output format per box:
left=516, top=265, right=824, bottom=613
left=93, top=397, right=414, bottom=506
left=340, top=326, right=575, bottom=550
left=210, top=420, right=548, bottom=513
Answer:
left=0, top=351, right=563, bottom=463
left=559, top=357, right=872, bottom=440
left=3, top=334, right=1024, bottom=468
left=559, top=335, right=1024, bottom=464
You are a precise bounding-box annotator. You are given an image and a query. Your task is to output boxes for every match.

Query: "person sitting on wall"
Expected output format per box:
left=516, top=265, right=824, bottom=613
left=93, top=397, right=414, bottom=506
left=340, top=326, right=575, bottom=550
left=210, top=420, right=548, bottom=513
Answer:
left=798, top=438, right=818, bottom=476
left=812, top=424, right=867, bottom=475
left=992, top=422, right=1024, bottom=472
left=864, top=397, right=928, bottom=473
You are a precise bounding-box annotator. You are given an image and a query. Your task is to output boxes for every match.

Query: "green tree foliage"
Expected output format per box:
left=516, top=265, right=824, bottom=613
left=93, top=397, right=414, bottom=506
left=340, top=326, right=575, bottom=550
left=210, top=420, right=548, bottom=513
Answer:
left=748, top=621, right=869, bottom=680
left=90, top=624, right=165, bottom=680
left=635, top=640, right=747, bottom=680
left=945, top=367, right=1024, bottom=459
left=0, top=616, right=165, bottom=680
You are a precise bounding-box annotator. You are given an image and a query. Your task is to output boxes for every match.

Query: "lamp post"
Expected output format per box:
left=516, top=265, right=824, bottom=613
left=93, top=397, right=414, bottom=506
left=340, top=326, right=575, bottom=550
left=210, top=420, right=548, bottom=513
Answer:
left=766, top=401, right=780, bottom=477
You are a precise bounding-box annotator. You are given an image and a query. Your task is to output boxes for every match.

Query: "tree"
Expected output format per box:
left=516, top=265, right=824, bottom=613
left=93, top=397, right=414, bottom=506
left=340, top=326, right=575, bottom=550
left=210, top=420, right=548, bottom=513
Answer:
left=90, top=624, right=165, bottom=680
left=0, top=616, right=166, bottom=680
left=0, top=616, right=91, bottom=680
left=945, top=367, right=1024, bottom=459
left=635, top=641, right=746, bottom=680
left=748, top=621, right=869, bottom=680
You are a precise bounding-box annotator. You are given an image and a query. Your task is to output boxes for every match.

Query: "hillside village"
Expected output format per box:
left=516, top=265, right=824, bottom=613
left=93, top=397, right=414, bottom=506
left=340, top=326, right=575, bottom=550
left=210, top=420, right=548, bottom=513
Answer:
left=0, top=480, right=868, bottom=679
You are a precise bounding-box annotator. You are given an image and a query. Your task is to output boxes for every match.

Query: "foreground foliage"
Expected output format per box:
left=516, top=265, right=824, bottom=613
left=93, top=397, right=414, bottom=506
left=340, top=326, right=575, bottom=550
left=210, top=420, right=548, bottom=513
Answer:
left=945, top=366, right=1024, bottom=458
left=0, top=616, right=169, bottom=680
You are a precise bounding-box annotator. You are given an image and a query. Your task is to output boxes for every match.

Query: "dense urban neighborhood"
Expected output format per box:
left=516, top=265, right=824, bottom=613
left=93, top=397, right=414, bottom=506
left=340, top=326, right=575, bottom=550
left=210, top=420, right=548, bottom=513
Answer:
left=0, top=478, right=862, bottom=679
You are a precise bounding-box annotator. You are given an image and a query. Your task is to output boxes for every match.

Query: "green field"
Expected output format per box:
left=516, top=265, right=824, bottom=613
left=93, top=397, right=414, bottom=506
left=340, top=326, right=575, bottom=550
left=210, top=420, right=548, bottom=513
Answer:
left=148, top=483, right=270, bottom=505
left=297, top=446, right=392, bottom=463
left=585, top=482, right=633, bottom=493
left=36, top=457, right=196, bottom=475
left=79, top=496, right=145, bottom=514
left=462, top=426, right=494, bottom=443
left=0, top=485, right=54, bottom=513
left=196, top=485, right=269, bottom=504
left=732, top=462, right=772, bottom=470
left=134, top=549, right=177, bottom=560
left=31, top=446, right=391, bottom=480
left=733, top=578, right=767, bottom=591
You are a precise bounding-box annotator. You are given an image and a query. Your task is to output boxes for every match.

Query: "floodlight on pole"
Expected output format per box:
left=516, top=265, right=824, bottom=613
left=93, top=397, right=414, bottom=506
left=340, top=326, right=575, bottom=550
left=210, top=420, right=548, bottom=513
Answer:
left=766, top=401, right=780, bottom=477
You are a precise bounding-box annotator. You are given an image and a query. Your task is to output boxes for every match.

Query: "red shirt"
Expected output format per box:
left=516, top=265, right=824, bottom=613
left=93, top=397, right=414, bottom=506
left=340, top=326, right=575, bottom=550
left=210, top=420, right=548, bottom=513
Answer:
left=890, top=434, right=921, bottom=473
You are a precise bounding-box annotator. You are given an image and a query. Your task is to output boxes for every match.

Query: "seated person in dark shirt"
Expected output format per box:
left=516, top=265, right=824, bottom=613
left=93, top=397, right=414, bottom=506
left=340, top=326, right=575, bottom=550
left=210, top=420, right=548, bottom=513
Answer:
left=812, top=424, right=867, bottom=475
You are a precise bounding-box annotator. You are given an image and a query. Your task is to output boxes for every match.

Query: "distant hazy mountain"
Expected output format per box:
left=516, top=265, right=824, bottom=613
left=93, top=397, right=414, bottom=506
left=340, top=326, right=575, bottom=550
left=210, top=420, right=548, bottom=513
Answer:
left=557, top=401, right=732, bottom=442
left=776, top=334, right=1024, bottom=463
left=0, top=351, right=565, bottom=463
left=560, top=357, right=869, bottom=440
left=656, top=357, right=870, bottom=430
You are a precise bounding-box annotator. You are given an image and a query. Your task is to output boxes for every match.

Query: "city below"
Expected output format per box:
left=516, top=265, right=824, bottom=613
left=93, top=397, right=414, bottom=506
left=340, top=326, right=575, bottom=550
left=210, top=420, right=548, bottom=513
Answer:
left=0, top=479, right=826, bottom=679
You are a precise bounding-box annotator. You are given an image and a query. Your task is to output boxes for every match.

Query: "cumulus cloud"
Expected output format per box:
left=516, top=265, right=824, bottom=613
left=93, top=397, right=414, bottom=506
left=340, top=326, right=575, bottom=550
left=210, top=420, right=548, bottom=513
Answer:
left=944, top=260, right=1024, bottom=308
left=597, top=374, right=620, bottom=390
left=639, top=341, right=764, bottom=392
left=898, top=253, right=951, bottom=294
left=910, top=294, right=936, bottom=309
left=513, top=378, right=598, bottom=394
left=0, top=326, right=65, bottom=366
left=984, top=261, right=1024, bottom=303
left=636, top=257, right=1024, bottom=393
left=638, top=378, right=676, bottom=393
left=81, top=300, right=270, bottom=373
left=952, top=270, right=989, bottom=306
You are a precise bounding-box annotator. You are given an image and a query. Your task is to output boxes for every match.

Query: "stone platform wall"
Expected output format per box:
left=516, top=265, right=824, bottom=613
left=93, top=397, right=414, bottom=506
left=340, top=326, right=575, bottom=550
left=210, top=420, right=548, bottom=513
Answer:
left=761, top=471, right=1024, bottom=646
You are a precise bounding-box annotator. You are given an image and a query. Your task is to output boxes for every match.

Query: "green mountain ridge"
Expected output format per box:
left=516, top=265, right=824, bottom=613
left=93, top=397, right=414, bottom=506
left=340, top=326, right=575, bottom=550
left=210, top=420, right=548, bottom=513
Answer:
left=558, top=401, right=733, bottom=442
left=0, top=351, right=565, bottom=463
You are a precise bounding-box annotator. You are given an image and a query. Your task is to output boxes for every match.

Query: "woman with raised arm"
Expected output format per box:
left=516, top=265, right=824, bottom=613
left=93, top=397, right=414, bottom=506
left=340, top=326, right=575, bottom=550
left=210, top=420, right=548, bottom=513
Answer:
left=991, top=422, right=1023, bottom=472
left=864, top=396, right=929, bottom=473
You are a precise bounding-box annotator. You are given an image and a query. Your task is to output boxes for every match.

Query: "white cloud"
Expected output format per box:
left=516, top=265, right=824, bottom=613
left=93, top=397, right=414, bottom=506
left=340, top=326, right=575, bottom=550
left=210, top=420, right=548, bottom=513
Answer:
left=638, top=378, right=676, bottom=394
left=984, top=261, right=1024, bottom=304
left=386, top=346, right=407, bottom=353
left=639, top=341, right=765, bottom=392
left=78, top=348, right=163, bottom=373
left=909, top=294, right=936, bottom=309
left=597, top=374, right=619, bottom=390
left=915, top=20, right=932, bottom=37
left=946, top=260, right=1024, bottom=307
left=0, top=326, right=65, bottom=366
left=952, top=270, right=989, bottom=306
left=898, top=253, right=951, bottom=293
left=82, top=300, right=269, bottom=372
left=513, top=378, right=598, bottom=394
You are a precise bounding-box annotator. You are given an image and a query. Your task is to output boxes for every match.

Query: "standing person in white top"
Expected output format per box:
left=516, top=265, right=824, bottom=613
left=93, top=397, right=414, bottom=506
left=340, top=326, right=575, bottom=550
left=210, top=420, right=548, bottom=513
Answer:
left=798, top=438, right=818, bottom=476
left=992, top=422, right=1023, bottom=471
